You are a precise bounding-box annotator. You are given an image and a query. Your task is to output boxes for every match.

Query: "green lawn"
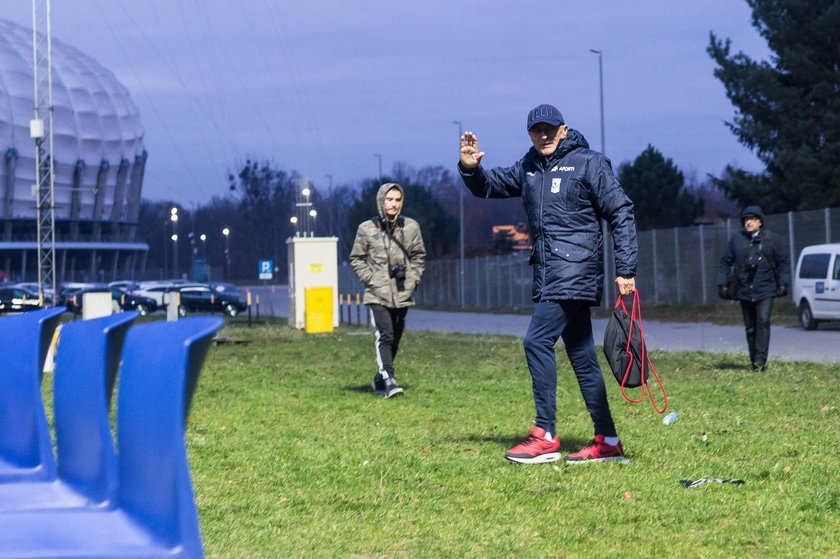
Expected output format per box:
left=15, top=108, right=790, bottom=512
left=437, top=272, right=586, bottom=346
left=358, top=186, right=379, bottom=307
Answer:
left=189, top=323, right=839, bottom=558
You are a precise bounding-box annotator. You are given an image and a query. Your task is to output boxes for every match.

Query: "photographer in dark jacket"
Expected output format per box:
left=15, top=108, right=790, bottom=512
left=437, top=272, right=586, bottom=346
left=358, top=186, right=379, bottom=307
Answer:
left=717, top=206, right=791, bottom=371
left=350, top=183, right=426, bottom=398
left=459, top=104, right=638, bottom=464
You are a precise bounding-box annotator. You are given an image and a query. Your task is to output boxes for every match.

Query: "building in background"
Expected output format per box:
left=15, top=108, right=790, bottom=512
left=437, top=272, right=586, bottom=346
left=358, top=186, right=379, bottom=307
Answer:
left=492, top=223, right=531, bottom=254
left=0, top=18, right=148, bottom=283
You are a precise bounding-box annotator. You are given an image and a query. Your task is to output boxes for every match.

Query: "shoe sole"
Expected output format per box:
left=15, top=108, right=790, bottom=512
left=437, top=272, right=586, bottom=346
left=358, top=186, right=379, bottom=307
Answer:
left=565, top=455, right=624, bottom=464
left=505, top=452, right=561, bottom=464
left=383, top=387, right=404, bottom=398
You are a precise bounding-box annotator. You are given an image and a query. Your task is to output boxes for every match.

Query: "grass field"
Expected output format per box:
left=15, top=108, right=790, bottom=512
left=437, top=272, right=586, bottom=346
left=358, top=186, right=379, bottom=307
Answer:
left=189, top=321, right=839, bottom=558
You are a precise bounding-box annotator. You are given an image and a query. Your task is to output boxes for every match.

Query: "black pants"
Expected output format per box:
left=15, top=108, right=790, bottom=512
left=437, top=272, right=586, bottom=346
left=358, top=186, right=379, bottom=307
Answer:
left=740, top=297, right=774, bottom=366
left=369, top=304, right=408, bottom=380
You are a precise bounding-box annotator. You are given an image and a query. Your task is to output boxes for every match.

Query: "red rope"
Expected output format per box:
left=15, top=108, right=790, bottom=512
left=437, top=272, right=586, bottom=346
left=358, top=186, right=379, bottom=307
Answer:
left=616, top=290, right=668, bottom=413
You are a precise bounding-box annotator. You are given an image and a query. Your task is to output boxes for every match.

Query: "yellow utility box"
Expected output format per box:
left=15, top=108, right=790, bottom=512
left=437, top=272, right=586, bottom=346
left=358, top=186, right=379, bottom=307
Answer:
left=304, top=287, right=333, bottom=333
left=287, top=236, right=339, bottom=330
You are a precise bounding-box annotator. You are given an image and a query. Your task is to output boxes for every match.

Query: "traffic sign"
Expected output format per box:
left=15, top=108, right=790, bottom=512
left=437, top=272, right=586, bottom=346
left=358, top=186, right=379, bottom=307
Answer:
left=258, top=259, right=273, bottom=280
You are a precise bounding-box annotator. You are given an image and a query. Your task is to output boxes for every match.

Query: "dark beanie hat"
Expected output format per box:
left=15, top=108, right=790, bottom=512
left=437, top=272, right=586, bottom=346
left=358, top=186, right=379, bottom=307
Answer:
left=741, top=205, right=765, bottom=221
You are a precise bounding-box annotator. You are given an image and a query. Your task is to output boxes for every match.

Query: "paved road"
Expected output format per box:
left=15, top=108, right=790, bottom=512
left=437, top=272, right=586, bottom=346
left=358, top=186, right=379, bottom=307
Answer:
left=247, top=285, right=839, bottom=365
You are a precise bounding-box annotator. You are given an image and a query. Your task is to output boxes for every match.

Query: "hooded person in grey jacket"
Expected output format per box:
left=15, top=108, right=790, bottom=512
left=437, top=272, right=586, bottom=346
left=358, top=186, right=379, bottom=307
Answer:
left=350, top=183, right=426, bottom=398
left=459, top=104, right=638, bottom=464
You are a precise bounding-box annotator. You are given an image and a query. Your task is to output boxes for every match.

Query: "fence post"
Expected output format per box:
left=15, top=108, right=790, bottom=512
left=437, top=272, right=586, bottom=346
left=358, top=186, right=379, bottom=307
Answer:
left=493, top=254, right=502, bottom=307
left=825, top=207, right=831, bottom=243
left=674, top=227, right=682, bottom=304
left=652, top=229, right=659, bottom=305
left=484, top=257, right=489, bottom=308
left=522, top=256, right=529, bottom=305
left=508, top=253, right=514, bottom=308
left=247, top=292, right=252, bottom=327
left=788, top=211, right=796, bottom=274
left=699, top=224, right=707, bottom=304
left=474, top=256, right=480, bottom=308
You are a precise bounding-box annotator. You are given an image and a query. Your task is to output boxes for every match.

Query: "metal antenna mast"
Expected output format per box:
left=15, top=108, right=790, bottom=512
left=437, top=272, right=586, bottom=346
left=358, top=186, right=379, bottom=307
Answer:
left=31, top=0, right=56, bottom=304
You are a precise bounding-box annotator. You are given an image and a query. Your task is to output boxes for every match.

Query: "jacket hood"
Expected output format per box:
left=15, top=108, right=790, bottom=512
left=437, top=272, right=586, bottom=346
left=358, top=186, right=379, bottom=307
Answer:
left=741, top=205, right=765, bottom=222
left=559, top=128, right=590, bottom=152
left=376, top=182, right=405, bottom=220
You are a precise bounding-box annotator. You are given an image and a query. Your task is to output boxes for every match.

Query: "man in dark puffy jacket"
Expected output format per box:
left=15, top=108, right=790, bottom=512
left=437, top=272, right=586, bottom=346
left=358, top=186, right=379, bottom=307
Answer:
left=717, top=205, right=790, bottom=371
left=459, top=104, right=638, bottom=464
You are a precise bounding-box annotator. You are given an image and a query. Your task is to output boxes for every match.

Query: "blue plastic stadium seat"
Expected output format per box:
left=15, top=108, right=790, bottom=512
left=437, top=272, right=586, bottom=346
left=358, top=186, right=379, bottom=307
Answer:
left=0, top=317, right=223, bottom=559
left=0, top=307, right=66, bottom=482
left=0, top=311, right=137, bottom=511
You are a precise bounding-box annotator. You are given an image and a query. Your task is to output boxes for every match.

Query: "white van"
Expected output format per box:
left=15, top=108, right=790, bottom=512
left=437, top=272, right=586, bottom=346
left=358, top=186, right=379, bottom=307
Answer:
left=793, top=243, right=840, bottom=329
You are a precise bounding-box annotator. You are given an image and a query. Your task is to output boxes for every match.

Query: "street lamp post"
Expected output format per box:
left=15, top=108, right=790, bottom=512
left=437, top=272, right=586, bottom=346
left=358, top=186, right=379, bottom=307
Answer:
left=222, top=227, right=230, bottom=281
left=199, top=233, right=207, bottom=257
left=162, top=220, right=168, bottom=279
left=170, top=207, right=179, bottom=279
left=297, top=184, right=314, bottom=236
left=325, top=174, right=334, bottom=235
left=590, top=48, right=610, bottom=307
left=453, top=120, right=465, bottom=308
left=589, top=48, right=605, bottom=155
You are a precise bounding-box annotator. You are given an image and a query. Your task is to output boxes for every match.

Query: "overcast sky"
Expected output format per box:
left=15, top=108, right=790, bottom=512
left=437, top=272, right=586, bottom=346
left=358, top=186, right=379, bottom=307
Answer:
left=4, top=1, right=771, bottom=205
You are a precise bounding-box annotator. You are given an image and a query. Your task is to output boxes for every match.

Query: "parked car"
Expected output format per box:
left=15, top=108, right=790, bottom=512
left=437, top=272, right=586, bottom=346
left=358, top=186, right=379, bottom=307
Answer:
left=108, top=280, right=141, bottom=292
left=55, top=282, right=103, bottom=308
left=175, top=284, right=247, bottom=317
left=793, top=243, right=840, bottom=330
left=0, top=286, right=49, bottom=313
left=135, top=282, right=204, bottom=307
left=61, top=285, right=111, bottom=314
left=13, top=282, right=55, bottom=299
left=210, top=282, right=245, bottom=301
left=62, top=286, right=157, bottom=316
left=110, top=288, right=158, bottom=316
left=12, top=284, right=53, bottom=302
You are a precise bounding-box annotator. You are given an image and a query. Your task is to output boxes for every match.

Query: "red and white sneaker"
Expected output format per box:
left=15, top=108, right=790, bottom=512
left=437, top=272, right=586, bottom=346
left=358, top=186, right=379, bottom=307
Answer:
left=565, top=434, right=624, bottom=463
left=505, top=427, right=561, bottom=464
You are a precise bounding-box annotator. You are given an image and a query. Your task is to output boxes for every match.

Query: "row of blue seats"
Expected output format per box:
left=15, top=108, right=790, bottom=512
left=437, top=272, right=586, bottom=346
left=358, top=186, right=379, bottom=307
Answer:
left=0, top=308, right=222, bottom=558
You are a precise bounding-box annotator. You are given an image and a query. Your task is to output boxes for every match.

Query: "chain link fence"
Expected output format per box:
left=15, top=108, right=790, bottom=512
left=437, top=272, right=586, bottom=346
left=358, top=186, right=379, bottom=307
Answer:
left=339, top=207, right=840, bottom=310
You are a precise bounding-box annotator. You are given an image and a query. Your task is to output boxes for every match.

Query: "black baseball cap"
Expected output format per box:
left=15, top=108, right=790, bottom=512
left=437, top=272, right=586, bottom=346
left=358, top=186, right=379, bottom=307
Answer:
left=527, top=104, right=564, bottom=131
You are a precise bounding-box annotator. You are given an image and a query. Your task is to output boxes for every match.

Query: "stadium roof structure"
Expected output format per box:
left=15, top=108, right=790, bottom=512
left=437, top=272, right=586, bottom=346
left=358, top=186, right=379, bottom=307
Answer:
left=0, top=18, right=149, bottom=283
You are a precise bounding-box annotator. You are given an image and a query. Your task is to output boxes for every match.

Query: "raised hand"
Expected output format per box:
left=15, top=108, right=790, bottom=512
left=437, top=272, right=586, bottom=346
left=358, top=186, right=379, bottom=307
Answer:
left=459, top=131, right=485, bottom=169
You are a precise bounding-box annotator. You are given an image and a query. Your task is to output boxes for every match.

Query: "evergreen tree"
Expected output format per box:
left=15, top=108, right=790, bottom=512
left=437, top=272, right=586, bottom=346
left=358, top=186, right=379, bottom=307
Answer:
left=618, top=145, right=704, bottom=231
left=708, top=0, right=840, bottom=211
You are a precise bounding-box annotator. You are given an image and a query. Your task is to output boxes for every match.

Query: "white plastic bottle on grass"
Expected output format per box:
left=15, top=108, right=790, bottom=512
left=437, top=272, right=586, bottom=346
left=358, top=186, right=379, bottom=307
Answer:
left=662, top=412, right=679, bottom=425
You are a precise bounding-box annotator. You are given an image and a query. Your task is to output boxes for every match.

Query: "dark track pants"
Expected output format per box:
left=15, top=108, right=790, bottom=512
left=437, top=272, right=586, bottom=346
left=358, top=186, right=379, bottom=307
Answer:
left=523, top=300, right=617, bottom=438
left=369, top=304, right=408, bottom=380
left=740, top=297, right=774, bottom=366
